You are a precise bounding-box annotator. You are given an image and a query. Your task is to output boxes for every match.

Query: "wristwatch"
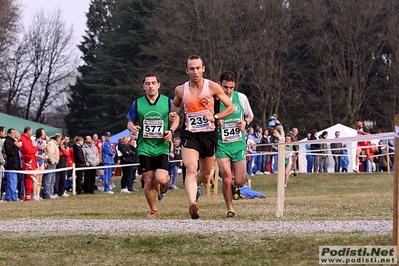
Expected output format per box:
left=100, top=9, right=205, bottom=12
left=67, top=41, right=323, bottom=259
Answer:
left=245, top=120, right=250, bottom=127
left=214, top=114, right=219, bottom=121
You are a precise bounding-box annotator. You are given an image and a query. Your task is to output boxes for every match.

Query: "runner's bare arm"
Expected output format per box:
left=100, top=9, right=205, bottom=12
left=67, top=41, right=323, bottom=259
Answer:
left=210, top=81, right=234, bottom=120
left=169, top=113, right=180, bottom=133
left=170, top=85, right=183, bottom=122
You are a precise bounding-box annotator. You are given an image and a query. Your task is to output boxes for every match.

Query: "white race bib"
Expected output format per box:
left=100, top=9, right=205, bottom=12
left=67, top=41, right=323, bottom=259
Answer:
left=187, top=110, right=214, bottom=132
left=221, top=123, right=241, bottom=143
left=143, top=119, right=164, bottom=138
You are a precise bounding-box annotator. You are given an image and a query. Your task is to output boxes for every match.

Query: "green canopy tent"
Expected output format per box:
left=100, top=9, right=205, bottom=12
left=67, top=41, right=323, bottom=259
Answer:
left=0, top=112, right=62, bottom=136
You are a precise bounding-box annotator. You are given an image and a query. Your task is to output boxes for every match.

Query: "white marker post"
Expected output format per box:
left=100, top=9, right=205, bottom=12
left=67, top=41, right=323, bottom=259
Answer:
left=393, top=115, right=399, bottom=250
left=276, top=137, right=285, bottom=218
left=72, top=163, right=76, bottom=195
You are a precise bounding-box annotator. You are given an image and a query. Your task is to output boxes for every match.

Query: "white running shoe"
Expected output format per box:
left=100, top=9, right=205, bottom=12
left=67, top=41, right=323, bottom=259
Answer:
left=120, top=188, right=131, bottom=194
left=103, top=191, right=114, bottom=194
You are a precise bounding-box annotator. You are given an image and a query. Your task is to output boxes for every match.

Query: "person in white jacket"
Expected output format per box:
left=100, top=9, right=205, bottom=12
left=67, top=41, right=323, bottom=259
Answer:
left=82, top=136, right=99, bottom=194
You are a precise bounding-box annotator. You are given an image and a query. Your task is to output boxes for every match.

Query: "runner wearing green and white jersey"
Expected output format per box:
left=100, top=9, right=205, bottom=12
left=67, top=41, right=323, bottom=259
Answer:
left=215, top=71, right=254, bottom=218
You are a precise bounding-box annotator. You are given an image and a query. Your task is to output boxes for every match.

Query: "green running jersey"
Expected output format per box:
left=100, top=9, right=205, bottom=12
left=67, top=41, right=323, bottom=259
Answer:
left=217, top=91, right=246, bottom=151
left=136, top=95, right=170, bottom=156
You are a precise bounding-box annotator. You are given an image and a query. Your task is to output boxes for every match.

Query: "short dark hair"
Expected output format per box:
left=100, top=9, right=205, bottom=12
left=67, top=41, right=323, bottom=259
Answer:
left=7, top=128, right=15, bottom=134
left=35, top=128, right=44, bottom=139
left=0, top=126, right=4, bottom=132
left=142, top=74, right=159, bottom=84
left=185, top=55, right=204, bottom=68
left=219, top=71, right=236, bottom=83
left=51, top=133, right=61, bottom=140
left=23, top=126, right=31, bottom=133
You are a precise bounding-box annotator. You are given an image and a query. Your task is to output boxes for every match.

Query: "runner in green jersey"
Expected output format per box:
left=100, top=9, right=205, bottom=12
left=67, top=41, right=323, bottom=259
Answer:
left=215, top=71, right=254, bottom=218
left=126, top=74, right=179, bottom=218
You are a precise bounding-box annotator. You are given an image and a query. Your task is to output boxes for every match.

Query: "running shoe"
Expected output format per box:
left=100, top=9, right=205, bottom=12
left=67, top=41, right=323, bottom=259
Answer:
left=232, top=186, right=240, bottom=200
left=158, top=194, right=165, bottom=201
left=146, top=210, right=158, bottom=219
left=189, top=203, right=199, bottom=219
left=226, top=210, right=235, bottom=218
left=196, top=186, right=201, bottom=202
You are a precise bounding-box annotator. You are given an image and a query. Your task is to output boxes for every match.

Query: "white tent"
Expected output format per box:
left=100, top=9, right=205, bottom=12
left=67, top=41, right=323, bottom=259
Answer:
left=298, top=123, right=358, bottom=173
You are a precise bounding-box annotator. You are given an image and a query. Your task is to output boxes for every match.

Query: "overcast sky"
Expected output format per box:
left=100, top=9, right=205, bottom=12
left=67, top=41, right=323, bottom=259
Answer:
left=20, top=0, right=91, bottom=48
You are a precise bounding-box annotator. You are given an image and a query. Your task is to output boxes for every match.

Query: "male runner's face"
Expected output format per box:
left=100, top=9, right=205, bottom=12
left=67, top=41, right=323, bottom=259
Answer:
left=142, top=76, right=160, bottom=97
left=186, top=58, right=205, bottom=84
left=220, top=80, right=235, bottom=98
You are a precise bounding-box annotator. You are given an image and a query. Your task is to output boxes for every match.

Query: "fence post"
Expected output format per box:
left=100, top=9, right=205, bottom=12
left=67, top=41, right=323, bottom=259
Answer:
left=72, top=163, right=76, bottom=195
left=393, top=114, right=399, bottom=250
left=276, top=136, right=285, bottom=218
left=387, top=143, right=391, bottom=174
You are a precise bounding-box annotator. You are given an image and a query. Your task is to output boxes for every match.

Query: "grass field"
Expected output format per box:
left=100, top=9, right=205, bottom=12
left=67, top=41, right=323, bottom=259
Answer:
left=0, top=172, right=395, bottom=265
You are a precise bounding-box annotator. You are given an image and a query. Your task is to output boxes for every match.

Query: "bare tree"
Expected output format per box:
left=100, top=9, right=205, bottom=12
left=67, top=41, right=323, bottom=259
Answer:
left=22, top=7, right=77, bottom=122
left=0, top=6, right=78, bottom=123
left=142, top=0, right=242, bottom=88
left=2, top=35, right=32, bottom=115
left=327, top=0, right=387, bottom=127
left=234, top=0, right=294, bottom=126
left=0, top=0, right=20, bottom=61
left=0, top=0, right=20, bottom=98
left=383, top=0, right=399, bottom=130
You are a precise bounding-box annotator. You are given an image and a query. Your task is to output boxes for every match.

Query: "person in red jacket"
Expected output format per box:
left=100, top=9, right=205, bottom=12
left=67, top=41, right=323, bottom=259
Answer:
left=19, top=126, right=44, bottom=201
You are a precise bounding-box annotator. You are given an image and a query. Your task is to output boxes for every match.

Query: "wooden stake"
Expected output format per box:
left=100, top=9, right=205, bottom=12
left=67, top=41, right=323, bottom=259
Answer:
left=276, top=137, right=285, bottom=218
left=387, top=143, right=391, bottom=175
left=72, top=163, right=76, bottom=195
left=393, top=114, right=399, bottom=248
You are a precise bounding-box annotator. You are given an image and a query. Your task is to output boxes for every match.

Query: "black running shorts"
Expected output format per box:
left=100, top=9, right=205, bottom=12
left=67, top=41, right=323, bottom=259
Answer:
left=180, top=130, right=217, bottom=159
left=139, top=154, right=169, bottom=173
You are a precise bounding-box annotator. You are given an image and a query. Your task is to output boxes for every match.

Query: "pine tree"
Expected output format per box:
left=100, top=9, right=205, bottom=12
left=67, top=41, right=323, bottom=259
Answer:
left=65, top=0, right=118, bottom=136
left=66, top=0, right=159, bottom=136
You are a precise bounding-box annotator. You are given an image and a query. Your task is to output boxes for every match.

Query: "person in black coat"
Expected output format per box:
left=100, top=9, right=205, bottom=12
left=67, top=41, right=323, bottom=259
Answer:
left=73, top=136, right=85, bottom=194
left=310, top=129, right=321, bottom=173
left=3, top=128, right=22, bottom=201
left=118, top=136, right=134, bottom=193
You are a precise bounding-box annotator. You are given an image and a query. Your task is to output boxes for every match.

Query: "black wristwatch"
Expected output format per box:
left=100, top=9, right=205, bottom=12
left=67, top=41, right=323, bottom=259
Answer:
left=245, top=120, right=250, bottom=128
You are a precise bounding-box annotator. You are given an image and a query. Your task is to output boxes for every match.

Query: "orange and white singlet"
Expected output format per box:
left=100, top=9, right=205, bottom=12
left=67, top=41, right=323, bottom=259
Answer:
left=182, top=79, right=215, bottom=133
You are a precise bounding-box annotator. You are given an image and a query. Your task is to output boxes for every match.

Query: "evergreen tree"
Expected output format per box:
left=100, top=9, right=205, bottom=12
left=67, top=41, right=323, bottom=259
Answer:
left=65, top=0, right=118, bottom=136
left=66, top=0, right=159, bottom=136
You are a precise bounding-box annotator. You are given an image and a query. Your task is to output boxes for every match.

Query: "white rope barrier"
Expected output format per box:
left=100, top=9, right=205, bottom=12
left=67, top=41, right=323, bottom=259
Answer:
left=0, top=132, right=393, bottom=175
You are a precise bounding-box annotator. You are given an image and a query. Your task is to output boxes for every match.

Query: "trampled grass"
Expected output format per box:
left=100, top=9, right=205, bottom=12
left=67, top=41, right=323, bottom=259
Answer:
left=0, top=172, right=393, bottom=221
left=0, top=172, right=395, bottom=265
